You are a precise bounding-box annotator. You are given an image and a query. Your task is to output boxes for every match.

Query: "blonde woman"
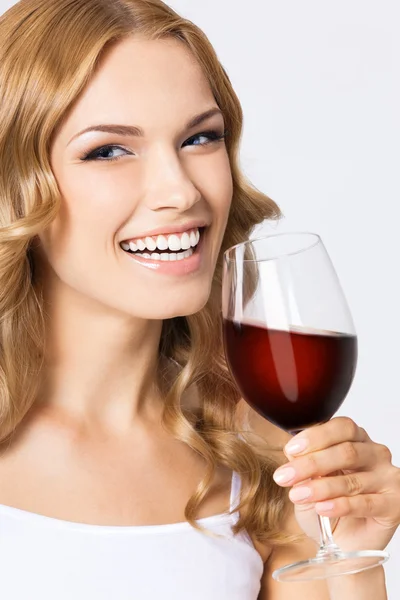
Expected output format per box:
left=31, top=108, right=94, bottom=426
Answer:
left=0, top=1, right=398, bottom=598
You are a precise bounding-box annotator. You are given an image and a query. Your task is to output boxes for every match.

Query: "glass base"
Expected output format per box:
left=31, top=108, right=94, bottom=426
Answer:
left=272, top=550, right=389, bottom=582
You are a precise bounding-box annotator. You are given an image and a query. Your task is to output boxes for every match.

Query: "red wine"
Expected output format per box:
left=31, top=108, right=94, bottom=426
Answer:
left=223, top=319, right=357, bottom=434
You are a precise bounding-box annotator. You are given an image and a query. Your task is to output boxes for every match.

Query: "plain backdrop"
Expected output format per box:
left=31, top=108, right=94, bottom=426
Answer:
left=1, top=0, right=399, bottom=595
left=167, top=0, right=400, bottom=593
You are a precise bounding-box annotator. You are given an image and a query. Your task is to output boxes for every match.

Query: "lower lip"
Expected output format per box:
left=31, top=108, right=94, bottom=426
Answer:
left=122, top=229, right=206, bottom=275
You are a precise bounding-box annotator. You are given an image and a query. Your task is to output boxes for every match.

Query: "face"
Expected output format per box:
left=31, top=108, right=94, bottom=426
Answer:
left=39, top=36, right=233, bottom=320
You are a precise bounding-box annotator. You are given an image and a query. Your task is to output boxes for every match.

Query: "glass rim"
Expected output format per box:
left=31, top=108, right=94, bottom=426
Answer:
left=224, top=231, right=322, bottom=262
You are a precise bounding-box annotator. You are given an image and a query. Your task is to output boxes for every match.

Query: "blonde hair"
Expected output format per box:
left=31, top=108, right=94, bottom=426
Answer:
left=0, top=0, right=295, bottom=547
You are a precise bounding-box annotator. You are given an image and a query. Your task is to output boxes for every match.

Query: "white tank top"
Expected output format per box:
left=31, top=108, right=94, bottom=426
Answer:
left=0, top=470, right=264, bottom=599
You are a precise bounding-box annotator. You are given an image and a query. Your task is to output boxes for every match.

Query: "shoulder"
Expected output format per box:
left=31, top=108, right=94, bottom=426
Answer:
left=249, top=533, right=273, bottom=563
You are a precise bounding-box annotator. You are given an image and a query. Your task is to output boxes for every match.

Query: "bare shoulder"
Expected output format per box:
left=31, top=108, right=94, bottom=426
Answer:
left=249, top=534, right=273, bottom=563
left=0, top=406, right=59, bottom=501
left=0, top=436, right=27, bottom=505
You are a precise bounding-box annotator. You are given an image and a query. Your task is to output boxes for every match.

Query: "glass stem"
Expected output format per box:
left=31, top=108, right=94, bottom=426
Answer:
left=316, top=515, right=341, bottom=558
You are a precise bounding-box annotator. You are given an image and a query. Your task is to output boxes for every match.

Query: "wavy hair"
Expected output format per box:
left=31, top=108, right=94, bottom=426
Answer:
left=0, top=0, right=296, bottom=547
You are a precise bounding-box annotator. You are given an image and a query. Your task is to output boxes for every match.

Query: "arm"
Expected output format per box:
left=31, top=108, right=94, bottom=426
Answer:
left=326, top=567, right=387, bottom=600
left=241, top=402, right=391, bottom=600
left=258, top=508, right=388, bottom=600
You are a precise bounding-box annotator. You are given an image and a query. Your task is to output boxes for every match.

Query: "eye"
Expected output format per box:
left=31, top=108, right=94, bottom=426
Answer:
left=79, top=145, right=129, bottom=163
left=182, top=129, right=228, bottom=148
left=79, top=129, right=228, bottom=163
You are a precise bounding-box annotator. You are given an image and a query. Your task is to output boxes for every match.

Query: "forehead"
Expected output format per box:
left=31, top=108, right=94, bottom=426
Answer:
left=58, top=37, right=216, bottom=142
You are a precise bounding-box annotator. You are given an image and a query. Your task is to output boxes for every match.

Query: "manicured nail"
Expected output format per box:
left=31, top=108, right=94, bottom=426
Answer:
left=285, top=437, right=309, bottom=455
left=316, top=501, right=335, bottom=513
left=273, top=467, right=296, bottom=484
left=289, top=486, right=312, bottom=502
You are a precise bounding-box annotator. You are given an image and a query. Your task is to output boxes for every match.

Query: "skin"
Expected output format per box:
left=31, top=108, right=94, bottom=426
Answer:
left=0, top=35, right=236, bottom=539
left=0, top=35, right=399, bottom=599
left=34, top=35, right=233, bottom=433
left=245, top=410, right=400, bottom=598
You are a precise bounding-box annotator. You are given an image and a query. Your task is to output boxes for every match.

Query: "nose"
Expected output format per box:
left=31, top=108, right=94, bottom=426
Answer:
left=143, top=144, right=202, bottom=213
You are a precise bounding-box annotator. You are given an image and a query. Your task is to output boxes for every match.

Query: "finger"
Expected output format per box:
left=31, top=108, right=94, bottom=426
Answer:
left=314, top=493, right=398, bottom=523
left=289, top=471, right=383, bottom=505
left=274, top=441, right=383, bottom=486
left=284, top=417, right=371, bottom=457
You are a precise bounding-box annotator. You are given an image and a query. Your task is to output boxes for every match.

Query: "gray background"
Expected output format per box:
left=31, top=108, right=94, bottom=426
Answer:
left=168, top=0, right=400, bottom=592
left=1, top=0, right=399, bottom=594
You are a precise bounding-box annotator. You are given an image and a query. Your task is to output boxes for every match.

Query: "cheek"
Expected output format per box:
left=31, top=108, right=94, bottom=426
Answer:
left=51, top=163, right=136, bottom=241
left=213, top=157, right=233, bottom=239
left=63, top=169, right=134, bottom=228
left=39, top=171, right=133, bottom=284
left=195, top=152, right=233, bottom=220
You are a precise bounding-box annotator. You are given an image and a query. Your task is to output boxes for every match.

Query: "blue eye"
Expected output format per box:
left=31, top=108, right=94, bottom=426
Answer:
left=183, top=130, right=227, bottom=147
left=79, top=129, right=228, bottom=163
left=81, top=145, right=127, bottom=162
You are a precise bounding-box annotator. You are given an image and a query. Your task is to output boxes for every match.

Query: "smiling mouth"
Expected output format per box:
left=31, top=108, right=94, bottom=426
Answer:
left=120, top=227, right=205, bottom=262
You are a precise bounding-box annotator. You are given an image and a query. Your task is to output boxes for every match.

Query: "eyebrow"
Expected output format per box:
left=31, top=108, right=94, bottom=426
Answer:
left=67, top=107, right=224, bottom=146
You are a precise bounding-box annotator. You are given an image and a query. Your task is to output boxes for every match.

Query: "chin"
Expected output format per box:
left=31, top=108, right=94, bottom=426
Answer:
left=128, top=289, right=211, bottom=321
left=162, top=299, right=210, bottom=320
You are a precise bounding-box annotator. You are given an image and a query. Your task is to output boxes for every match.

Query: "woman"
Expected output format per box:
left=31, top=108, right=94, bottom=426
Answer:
left=0, top=0, right=398, bottom=598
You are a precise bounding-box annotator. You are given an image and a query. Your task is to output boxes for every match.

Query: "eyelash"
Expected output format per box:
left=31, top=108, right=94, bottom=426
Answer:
left=79, top=129, right=229, bottom=163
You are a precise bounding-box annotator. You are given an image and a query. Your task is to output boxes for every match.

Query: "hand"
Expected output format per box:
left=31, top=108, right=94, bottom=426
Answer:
left=272, top=417, right=400, bottom=552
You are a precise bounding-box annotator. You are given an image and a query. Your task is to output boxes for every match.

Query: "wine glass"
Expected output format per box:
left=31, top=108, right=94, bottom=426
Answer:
left=222, top=232, right=389, bottom=582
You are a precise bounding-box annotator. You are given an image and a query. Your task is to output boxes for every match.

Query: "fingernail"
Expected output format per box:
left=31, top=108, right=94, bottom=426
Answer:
left=316, top=501, right=335, bottom=513
left=285, top=437, right=309, bottom=455
left=289, top=486, right=312, bottom=502
left=273, top=467, right=296, bottom=484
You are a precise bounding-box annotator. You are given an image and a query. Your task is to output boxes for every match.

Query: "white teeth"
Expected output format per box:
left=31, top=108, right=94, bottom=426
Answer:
left=145, top=237, right=157, bottom=252
left=156, top=235, right=169, bottom=251
left=128, top=248, right=194, bottom=262
left=190, top=231, right=197, bottom=247
left=121, top=227, right=202, bottom=254
left=168, top=235, right=181, bottom=252
left=180, top=232, right=191, bottom=250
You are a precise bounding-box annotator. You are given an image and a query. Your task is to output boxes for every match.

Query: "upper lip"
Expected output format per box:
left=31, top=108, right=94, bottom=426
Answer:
left=122, top=219, right=210, bottom=241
